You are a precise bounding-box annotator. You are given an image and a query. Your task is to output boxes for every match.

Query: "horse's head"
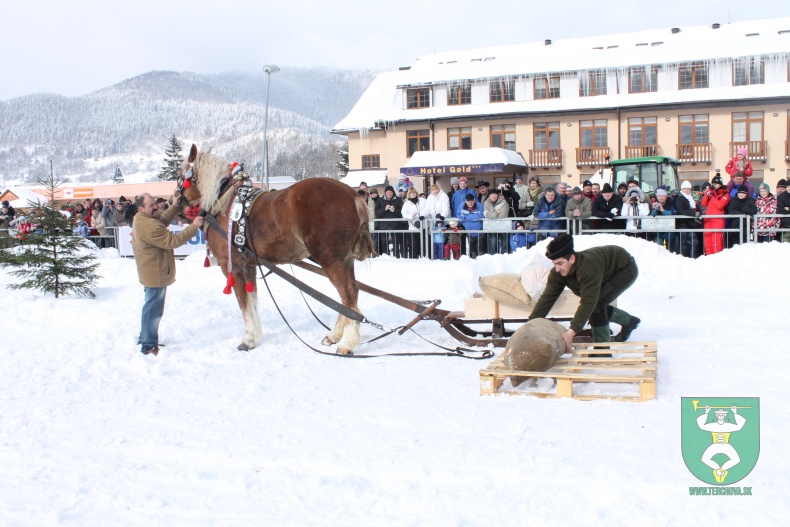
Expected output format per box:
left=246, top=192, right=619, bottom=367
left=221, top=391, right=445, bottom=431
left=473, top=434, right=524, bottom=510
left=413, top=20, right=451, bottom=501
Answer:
left=178, top=144, right=229, bottom=212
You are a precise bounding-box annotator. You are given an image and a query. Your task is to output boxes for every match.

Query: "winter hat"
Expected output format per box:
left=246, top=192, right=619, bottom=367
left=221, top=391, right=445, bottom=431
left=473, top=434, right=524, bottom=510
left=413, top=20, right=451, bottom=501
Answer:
left=357, top=189, right=367, bottom=197
left=711, top=174, right=723, bottom=186
left=458, top=176, right=468, bottom=184
left=681, top=180, right=692, bottom=189
left=737, top=147, right=748, bottom=156
left=465, top=193, right=476, bottom=201
left=398, top=175, right=406, bottom=181
left=545, top=233, right=575, bottom=260
left=369, top=188, right=379, bottom=195
left=758, top=182, right=770, bottom=193
left=384, top=185, right=395, bottom=194
left=476, top=180, right=490, bottom=189
left=1, top=200, right=8, bottom=207
left=655, top=188, right=668, bottom=197
left=450, top=177, right=459, bottom=185
left=736, top=184, right=749, bottom=194
left=776, top=179, right=787, bottom=189
left=582, top=180, right=592, bottom=188
left=488, top=187, right=500, bottom=196
left=515, top=175, right=523, bottom=181
left=572, top=186, right=583, bottom=195
left=515, top=221, right=525, bottom=228
left=601, top=183, right=614, bottom=194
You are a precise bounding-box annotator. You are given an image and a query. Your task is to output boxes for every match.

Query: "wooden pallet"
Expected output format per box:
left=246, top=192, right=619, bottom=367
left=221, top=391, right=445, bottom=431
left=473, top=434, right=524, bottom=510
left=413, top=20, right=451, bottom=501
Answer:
left=479, top=341, right=657, bottom=402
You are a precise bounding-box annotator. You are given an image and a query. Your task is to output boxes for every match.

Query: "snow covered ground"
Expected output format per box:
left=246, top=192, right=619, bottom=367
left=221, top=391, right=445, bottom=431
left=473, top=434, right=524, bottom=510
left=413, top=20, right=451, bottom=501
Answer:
left=1, top=234, right=788, bottom=526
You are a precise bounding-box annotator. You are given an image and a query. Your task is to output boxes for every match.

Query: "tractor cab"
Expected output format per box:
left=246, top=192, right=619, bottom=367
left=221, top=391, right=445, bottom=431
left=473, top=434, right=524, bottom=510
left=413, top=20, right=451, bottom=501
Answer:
left=590, top=156, right=683, bottom=199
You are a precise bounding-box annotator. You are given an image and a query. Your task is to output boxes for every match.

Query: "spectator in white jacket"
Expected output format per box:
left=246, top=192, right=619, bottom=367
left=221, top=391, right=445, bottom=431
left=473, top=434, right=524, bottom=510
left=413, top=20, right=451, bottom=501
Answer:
left=401, top=187, right=429, bottom=258
left=424, top=184, right=451, bottom=221
left=621, top=187, right=650, bottom=235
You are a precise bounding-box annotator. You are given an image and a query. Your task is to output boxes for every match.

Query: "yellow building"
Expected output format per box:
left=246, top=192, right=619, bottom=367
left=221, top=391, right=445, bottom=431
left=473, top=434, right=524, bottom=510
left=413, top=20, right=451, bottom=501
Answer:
left=334, top=18, right=790, bottom=192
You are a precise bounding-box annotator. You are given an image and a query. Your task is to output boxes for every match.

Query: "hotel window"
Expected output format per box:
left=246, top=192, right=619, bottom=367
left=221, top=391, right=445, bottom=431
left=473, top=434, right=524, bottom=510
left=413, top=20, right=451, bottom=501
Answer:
left=490, top=125, right=516, bottom=151
left=448, top=82, right=472, bottom=105
left=732, top=112, right=764, bottom=143
left=407, top=129, right=430, bottom=157
left=448, top=127, right=472, bottom=150
left=534, top=75, right=560, bottom=99
left=629, top=67, right=658, bottom=93
left=628, top=117, right=657, bottom=146
left=406, top=88, right=430, bottom=109
left=733, top=58, right=764, bottom=86
left=490, top=78, right=515, bottom=102
left=580, top=120, right=608, bottom=147
left=679, top=63, right=708, bottom=90
left=534, top=122, right=560, bottom=150
left=579, top=71, right=607, bottom=97
left=679, top=115, right=709, bottom=144
left=361, top=155, right=380, bottom=169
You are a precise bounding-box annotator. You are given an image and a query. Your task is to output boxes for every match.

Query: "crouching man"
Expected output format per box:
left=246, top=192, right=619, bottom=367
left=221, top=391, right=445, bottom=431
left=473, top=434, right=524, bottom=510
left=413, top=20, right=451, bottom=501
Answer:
left=529, top=233, right=641, bottom=353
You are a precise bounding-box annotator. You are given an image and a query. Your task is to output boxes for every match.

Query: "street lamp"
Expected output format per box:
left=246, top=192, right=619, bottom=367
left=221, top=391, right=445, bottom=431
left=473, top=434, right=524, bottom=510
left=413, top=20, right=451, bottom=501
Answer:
left=262, top=64, right=281, bottom=189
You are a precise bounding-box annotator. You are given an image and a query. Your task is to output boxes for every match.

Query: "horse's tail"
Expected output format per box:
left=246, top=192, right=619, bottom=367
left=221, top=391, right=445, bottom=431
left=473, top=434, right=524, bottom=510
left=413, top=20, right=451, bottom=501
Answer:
left=352, top=196, right=376, bottom=261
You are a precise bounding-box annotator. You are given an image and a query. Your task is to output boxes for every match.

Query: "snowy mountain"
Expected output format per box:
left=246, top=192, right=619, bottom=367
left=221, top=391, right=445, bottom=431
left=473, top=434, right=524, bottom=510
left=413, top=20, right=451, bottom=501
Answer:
left=0, top=68, right=377, bottom=185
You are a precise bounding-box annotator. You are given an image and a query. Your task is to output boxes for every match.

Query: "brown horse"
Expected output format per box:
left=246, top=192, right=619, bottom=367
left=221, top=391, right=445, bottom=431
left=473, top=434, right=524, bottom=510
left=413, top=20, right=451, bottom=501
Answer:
left=179, top=144, right=375, bottom=354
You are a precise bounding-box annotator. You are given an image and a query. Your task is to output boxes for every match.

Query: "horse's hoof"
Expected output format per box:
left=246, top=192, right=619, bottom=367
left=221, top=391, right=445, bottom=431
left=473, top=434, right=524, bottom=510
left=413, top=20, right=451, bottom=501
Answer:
left=337, top=347, right=354, bottom=356
left=237, top=342, right=253, bottom=351
left=321, top=336, right=336, bottom=346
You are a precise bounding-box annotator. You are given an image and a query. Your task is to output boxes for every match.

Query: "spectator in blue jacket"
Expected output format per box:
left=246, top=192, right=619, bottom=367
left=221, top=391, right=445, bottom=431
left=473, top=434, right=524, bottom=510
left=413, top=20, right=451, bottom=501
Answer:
left=451, top=176, right=472, bottom=217
left=509, top=220, right=535, bottom=252
left=534, top=186, right=566, bottom=239
left=459, top=193, right=485, bottom=258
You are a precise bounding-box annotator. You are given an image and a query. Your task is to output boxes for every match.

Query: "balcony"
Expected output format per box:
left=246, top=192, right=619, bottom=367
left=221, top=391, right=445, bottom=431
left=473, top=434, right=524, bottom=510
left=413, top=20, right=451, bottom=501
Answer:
left=730, top=141, right=767, bottom=161
left=575, top=146, right=611, bottom=167
left=624, top=145, right=660, bottom=158
left=529, top=149, right=563, bottom=168
left=676, top=143, right=712, bottom=164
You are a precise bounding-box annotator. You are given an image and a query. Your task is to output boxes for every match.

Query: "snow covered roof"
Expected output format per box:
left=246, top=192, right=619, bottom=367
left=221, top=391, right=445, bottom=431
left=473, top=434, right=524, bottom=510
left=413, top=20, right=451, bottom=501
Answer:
left=1, top=187, right=49, bottom=208
left=341, top=169, right=388, bottom=188
left=334, top=17, right=790, bottom=132
left=400, top=148, right=527, bottom=177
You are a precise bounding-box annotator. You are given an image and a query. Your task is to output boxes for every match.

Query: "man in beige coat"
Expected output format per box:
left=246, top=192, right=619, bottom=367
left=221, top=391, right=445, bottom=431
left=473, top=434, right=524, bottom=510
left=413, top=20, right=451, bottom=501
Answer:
left=132, top=192, right=204, bottom=355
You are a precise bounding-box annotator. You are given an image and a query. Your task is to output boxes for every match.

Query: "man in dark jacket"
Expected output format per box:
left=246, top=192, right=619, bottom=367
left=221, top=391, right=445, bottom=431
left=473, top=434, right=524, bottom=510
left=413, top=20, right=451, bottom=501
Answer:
left=726, top=184, right=758, bottom=246
left=591, top=183, right=625, bottom=230
left=374, top=185, right=406, bottom=257
left=529, top=234, right=640, bottom=354
left=778, top=182, right=790, bottom=243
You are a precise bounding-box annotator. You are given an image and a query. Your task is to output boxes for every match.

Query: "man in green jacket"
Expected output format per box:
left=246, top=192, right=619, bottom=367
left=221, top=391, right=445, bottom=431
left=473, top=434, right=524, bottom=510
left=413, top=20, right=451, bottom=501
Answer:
left=132, top=192, right=204, bottom=356
left=529, top=233, right=640, bottom=353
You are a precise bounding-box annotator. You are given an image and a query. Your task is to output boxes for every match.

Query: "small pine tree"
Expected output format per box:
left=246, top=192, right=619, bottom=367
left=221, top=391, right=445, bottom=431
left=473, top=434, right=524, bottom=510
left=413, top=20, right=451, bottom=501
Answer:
left=337, top=143, right=349, bottom=177
left=0, top=162, right=99, bottom=298
left=158, top=134, right=184, bottom=181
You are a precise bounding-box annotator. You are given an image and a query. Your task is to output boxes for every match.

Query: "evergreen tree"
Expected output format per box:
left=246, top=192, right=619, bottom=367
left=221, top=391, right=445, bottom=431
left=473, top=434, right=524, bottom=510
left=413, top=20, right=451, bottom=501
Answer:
left=337, top=143, right=349, bottom=178
left=0, top=162, right=99, bottom=298
left=158, top=134, right=184, bottom=181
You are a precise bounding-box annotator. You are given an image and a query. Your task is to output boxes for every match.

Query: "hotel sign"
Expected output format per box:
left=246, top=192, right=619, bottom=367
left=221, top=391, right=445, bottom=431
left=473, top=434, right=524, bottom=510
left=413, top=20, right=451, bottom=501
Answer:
left=400, top=163, right=505, bottom=176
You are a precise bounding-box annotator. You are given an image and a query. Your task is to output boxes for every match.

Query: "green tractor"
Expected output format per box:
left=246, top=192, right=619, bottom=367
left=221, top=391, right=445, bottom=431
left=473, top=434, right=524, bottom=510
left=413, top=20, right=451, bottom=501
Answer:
left=590, top=156, right=683, bottom=198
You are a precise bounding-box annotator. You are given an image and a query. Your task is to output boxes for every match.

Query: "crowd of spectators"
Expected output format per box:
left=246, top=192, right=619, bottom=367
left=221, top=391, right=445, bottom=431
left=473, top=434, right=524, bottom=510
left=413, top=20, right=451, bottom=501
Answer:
left=359, top=163, right=790, bottom=260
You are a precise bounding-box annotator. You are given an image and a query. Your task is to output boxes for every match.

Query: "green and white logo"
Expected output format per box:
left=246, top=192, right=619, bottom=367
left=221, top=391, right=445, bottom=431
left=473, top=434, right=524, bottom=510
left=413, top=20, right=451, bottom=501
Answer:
left=681, top=397, right=760, bottom=485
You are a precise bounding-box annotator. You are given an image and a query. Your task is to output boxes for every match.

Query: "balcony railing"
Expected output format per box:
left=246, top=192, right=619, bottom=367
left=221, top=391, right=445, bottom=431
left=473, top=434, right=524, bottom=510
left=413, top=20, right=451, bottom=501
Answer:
left=676, top=143, right=712, bottom=164
left=730, top=141, right=767, bottom=161
left=624, top=145, right=660, bottom=158
left=575, top=146, right=611, bottom=166
left=785, top=139, right=789, bottom=161
left=529, top=149, right=563, bottom=168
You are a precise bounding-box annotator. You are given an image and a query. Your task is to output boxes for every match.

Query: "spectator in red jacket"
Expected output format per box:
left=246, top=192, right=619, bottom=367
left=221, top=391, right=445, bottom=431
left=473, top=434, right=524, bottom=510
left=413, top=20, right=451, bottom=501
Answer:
left=701, top=174, right=731, bottom=255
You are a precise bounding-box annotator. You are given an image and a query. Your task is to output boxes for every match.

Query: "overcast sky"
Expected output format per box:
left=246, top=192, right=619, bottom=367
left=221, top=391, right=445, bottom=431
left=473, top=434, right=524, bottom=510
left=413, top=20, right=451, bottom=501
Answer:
left=2, top=0, right=789, bottom=101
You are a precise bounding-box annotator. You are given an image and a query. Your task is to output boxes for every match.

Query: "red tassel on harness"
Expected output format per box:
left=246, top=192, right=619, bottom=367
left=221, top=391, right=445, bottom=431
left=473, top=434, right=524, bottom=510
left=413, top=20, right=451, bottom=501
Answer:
left=223, top=274, right=235, bottom=295
left=245, top=281, right=254, bottom=293
left=182, top=179, right=192, bottom=189
left=204, top=256, right=210, bottom=267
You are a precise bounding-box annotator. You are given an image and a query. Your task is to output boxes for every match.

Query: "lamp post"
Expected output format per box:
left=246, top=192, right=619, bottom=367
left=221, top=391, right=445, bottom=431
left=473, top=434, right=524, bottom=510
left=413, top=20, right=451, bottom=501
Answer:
left=262, top=64, right=281, bottom=189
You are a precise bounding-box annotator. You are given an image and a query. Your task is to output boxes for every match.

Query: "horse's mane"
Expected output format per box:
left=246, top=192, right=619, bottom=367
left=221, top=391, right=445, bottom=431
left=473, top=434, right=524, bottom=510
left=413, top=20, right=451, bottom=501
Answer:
left=195, top=150, right=232, bottom=214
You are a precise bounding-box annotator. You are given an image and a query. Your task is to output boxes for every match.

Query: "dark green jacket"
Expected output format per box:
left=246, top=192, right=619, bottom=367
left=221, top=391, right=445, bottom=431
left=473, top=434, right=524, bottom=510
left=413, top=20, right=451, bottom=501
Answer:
left=529, top=245, right=632, bottom=332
